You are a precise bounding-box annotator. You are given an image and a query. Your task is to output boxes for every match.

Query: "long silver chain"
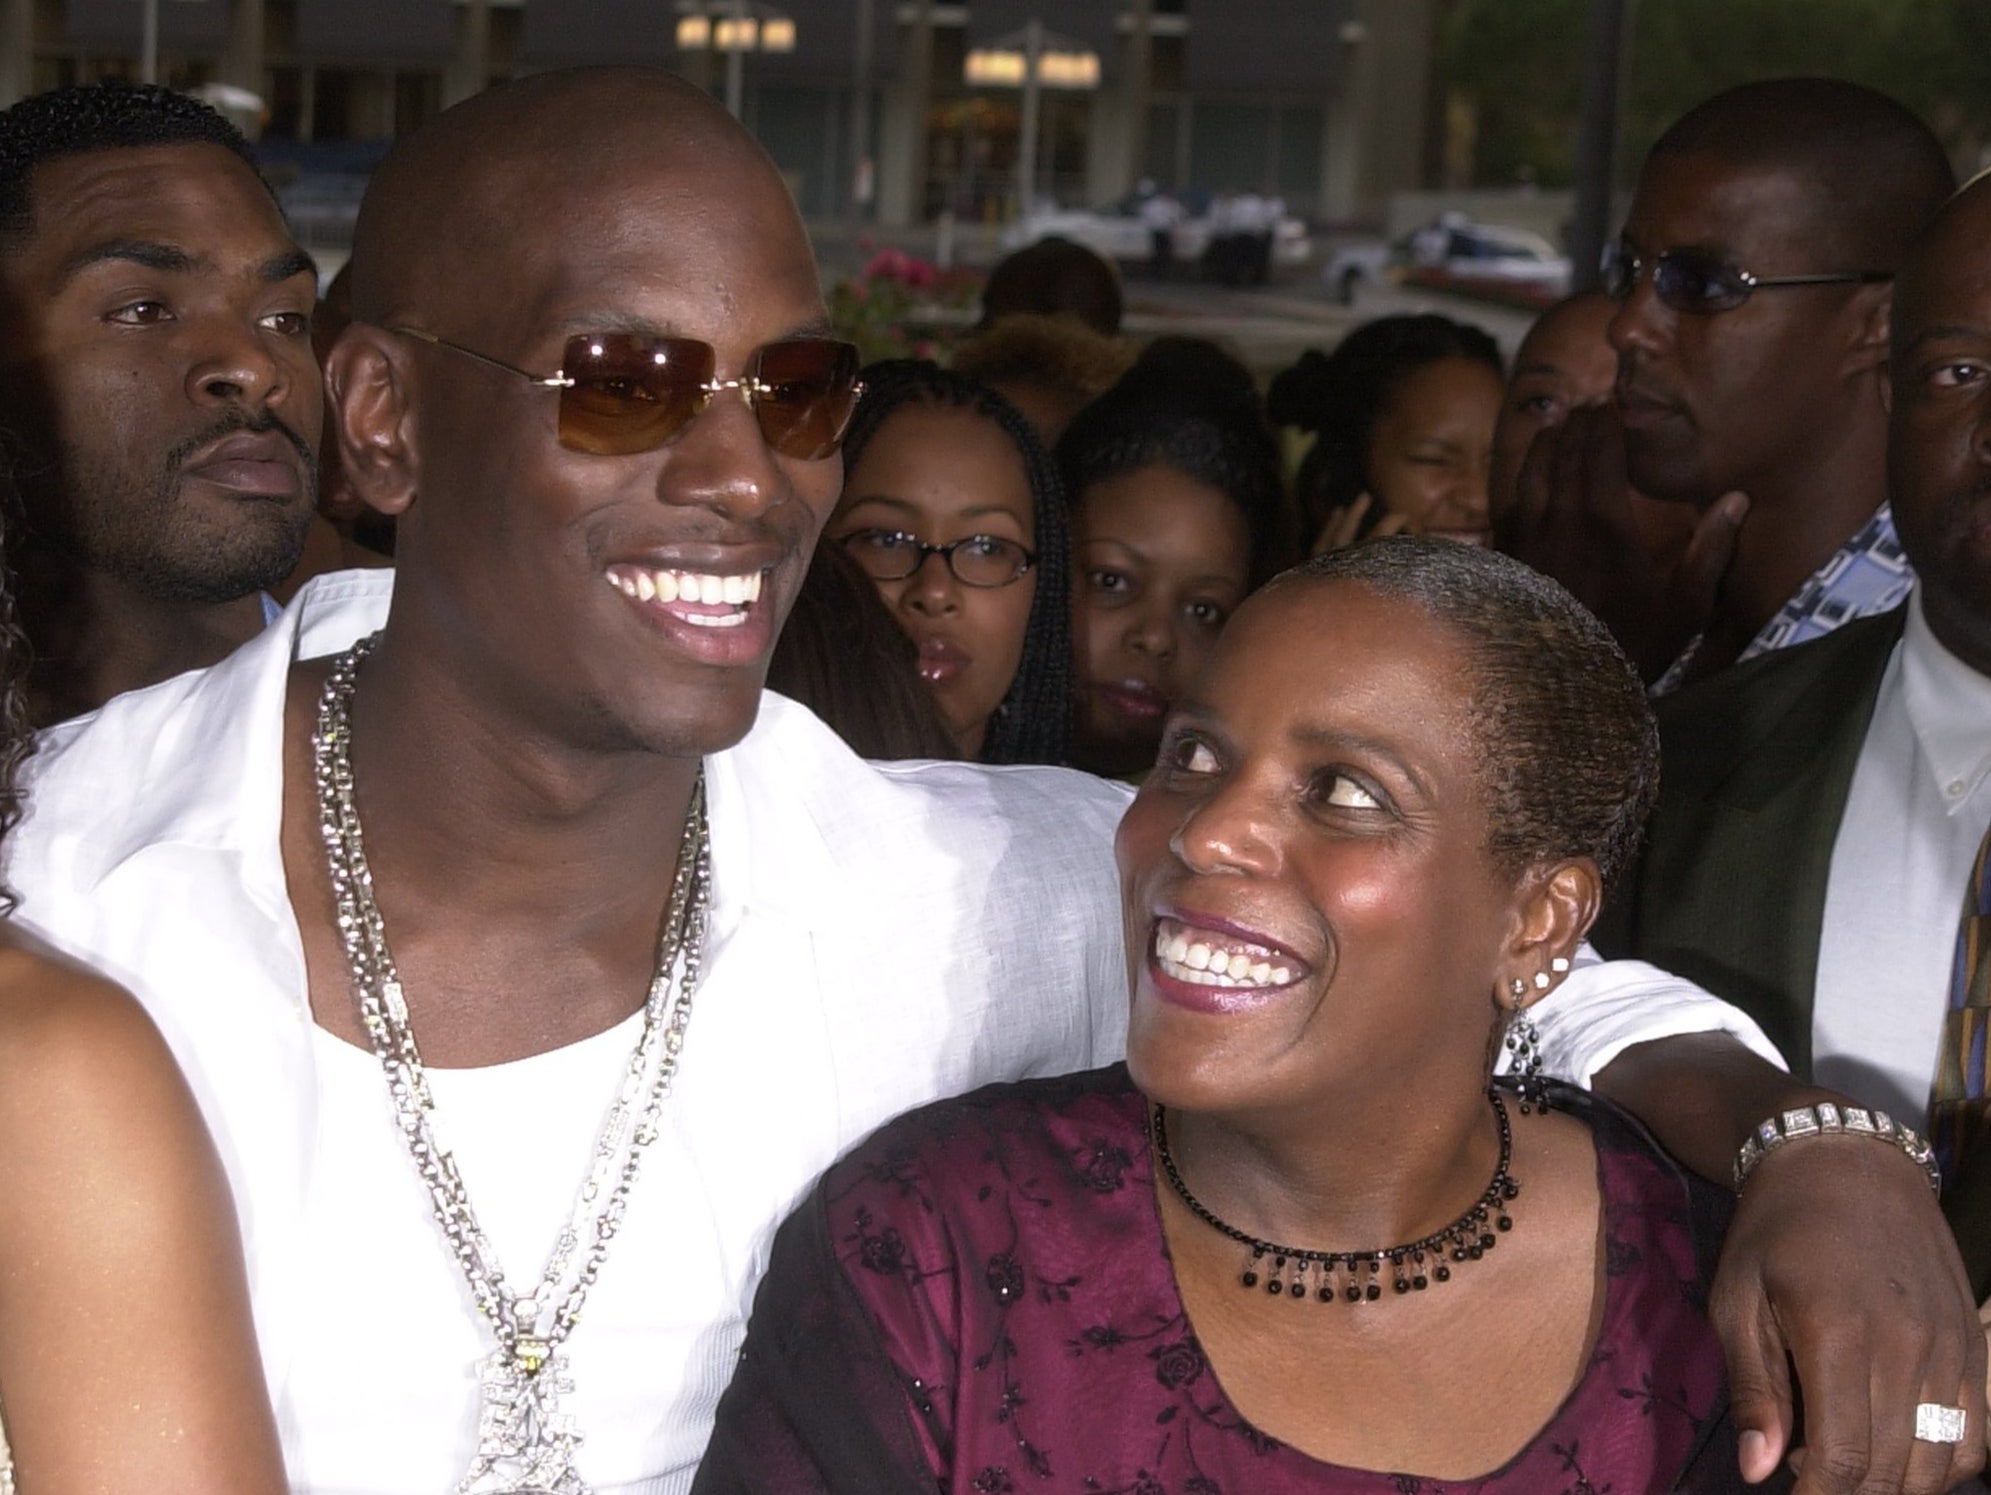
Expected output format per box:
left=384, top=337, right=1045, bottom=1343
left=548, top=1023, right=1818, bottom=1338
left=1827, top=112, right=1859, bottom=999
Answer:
left=312, top=632, right=712, bottom=1494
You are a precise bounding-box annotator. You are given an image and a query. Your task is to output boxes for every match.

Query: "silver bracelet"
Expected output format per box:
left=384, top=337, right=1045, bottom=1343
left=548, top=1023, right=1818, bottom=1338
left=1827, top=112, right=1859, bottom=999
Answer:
left=1732, top=1103, right=1941, bottom=1194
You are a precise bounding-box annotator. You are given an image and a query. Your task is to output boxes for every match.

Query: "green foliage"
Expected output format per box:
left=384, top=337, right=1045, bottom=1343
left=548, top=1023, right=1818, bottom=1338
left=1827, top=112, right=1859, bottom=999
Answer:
left=1437, top=0, right=1988, bottom=190
left=1435, top=0, right=1587, bottom=188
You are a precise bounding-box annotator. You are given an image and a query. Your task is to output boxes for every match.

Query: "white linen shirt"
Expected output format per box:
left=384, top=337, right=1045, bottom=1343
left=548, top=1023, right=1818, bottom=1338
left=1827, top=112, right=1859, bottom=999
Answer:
left=1814, top=590, right=1991, bottom=1118
left=2, top=568, right=1776, bottom=1491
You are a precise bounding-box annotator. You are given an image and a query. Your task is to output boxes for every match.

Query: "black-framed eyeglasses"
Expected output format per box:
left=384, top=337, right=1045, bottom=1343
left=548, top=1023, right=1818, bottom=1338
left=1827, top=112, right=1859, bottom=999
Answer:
left=390, top=327, right=864, bottom=459
left=1600, top=240, right=1892, bottom=314
left=838, top=528, right=1037, bottom=588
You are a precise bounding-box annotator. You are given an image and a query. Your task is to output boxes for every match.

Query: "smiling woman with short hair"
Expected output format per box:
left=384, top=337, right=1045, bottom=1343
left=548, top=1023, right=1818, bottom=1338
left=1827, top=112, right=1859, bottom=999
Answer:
left=695, top=538, right=1763, bottom=1495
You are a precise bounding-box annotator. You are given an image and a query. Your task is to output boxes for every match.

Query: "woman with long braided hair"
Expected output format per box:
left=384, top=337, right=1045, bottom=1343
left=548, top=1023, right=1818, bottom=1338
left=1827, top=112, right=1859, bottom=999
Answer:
left=827, top=360, right=1073, bottom=766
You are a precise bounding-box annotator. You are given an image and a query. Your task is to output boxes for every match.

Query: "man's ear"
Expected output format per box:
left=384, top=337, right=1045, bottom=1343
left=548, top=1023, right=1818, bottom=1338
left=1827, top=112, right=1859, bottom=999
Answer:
left=1494, top=859, right=1602, bottom=1012
left=1841, top=280, right=1893, bottom=382
left=324, top=325, right=420, bottom=518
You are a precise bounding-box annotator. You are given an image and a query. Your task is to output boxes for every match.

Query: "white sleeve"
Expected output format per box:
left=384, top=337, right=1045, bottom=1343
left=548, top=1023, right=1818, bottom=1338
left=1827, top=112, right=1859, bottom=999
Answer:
left=1508, top=943, right=1789, bottom=1089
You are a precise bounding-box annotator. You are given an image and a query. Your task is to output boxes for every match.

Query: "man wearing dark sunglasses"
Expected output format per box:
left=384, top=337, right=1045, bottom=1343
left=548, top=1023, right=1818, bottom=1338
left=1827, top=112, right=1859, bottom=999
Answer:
left=1506, top=79, right=1952, bottom=691
left=1609, top=158, right=1991, bottom=1359
left=4, top=65, right=1986, bottom=1495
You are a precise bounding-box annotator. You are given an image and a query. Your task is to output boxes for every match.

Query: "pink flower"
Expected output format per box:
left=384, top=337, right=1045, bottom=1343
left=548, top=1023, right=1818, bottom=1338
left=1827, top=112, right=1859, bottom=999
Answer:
left=862, top=248, right=908, bottom=280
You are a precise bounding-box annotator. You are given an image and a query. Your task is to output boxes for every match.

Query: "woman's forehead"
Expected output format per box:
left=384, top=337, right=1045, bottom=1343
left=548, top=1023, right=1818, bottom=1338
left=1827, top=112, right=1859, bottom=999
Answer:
left=1209, top=579, right=1467, bottom=714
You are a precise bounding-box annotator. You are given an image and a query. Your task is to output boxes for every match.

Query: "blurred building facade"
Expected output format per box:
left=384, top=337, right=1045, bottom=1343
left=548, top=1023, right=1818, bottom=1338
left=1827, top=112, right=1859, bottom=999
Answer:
left=0, top=0, right=1436, bottom=224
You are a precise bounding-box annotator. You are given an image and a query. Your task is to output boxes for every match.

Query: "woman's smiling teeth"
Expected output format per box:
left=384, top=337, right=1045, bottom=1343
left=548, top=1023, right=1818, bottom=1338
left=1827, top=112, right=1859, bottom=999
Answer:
left=1152, top=918, right=1295, bottom=989
left=604, top=566, right=763, bottom=627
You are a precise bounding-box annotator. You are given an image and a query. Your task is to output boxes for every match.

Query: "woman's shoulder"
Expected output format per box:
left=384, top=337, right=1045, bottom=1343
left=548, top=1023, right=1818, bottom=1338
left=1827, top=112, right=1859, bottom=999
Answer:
left=824, top=1066, right=1149, bottom=1212
left=0, top=928, right=207, bottom=1184
left=0, top=925, right=170, bottom=1076
left=1541, top=1079, right=1733, bottom=1285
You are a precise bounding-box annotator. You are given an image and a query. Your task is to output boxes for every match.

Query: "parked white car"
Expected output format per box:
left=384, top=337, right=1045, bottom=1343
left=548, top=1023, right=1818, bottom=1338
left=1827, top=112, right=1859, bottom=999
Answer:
left=1324, top=219, right=1571, bottom=306
left=1000, top=194, right=1312, bottom=269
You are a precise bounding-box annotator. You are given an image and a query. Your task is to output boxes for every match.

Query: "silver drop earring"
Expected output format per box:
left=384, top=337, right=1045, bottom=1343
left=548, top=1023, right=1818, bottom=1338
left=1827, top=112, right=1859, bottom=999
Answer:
left=1504, top=1008, right=1546, bottom=1114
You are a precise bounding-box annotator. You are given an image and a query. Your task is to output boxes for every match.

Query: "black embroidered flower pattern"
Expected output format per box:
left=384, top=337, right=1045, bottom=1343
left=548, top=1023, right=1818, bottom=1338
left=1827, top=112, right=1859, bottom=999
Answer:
left=1604, top=1234, right=1641, bottom=1278
left=823, top=1070, right=1724, bottom=1495
left=1077, top=1138, right=1134, bottom=1193
left=987, top=1252, right=1026, bottom=1303
left=1151, top=1339, right=1206, bottom=1391
left=857, top=1221, right=909, bottom=1275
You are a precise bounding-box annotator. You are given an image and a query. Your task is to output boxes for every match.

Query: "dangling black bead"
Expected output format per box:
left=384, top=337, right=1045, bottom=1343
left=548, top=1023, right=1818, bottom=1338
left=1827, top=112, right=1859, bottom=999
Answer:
left=1345, top=1285, right=1362, bottom=1303
left=1497, top=1215, right=1513, bottom=1231
left=1290, top=1281, right=1306, bottom=1298
left=1434, top=1264, right=1451, bottom=1282
left=1241, top=1270, right=1258, bottom=1288
left=1412, top=1274, right=1427, bottom=1289
left=1364, top=1283, right=1381, bottom=1301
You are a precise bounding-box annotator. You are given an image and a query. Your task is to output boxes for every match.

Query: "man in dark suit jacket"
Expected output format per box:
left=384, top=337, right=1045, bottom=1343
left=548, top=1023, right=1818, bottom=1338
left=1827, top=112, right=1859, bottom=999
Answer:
left=1598, top=606, right=1904, bottom=1073
left=1604, top=172, right=1991, bottom=1295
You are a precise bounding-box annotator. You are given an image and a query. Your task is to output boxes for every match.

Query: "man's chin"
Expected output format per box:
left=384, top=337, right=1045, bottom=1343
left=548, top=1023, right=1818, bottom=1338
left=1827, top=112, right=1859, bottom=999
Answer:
left=598, top=675, right=772, bottom=763
left=1621, top=444, right=1714, bottom=510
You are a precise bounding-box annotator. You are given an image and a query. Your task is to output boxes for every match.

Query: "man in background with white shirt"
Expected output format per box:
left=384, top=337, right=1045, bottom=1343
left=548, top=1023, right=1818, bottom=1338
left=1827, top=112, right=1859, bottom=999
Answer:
left=6, top=65, right=1985, bottom=1495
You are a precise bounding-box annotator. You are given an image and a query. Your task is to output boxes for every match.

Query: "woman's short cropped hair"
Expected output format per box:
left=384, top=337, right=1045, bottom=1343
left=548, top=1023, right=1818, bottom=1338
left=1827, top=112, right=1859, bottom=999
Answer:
left=1283, top=537, right=1658, bottom=890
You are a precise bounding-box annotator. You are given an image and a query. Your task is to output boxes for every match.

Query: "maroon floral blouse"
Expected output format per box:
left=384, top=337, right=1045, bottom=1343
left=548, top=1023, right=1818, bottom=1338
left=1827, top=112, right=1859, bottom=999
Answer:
left=695, top=1068, right=1757, bottom=1495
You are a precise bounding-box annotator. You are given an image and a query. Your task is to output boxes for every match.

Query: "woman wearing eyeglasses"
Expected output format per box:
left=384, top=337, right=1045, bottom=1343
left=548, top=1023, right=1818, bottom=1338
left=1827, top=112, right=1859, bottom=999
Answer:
left=695, top=540, right=1776, bottom=1495
left=0, top=453, right=285, bottom=1490
left=827, top=361, right=1072, bottom=765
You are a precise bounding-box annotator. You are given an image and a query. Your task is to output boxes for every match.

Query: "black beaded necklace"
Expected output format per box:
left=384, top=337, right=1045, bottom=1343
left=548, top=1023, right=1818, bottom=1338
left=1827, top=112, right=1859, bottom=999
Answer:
left=1150, top=1090, right=1521, bottom=1304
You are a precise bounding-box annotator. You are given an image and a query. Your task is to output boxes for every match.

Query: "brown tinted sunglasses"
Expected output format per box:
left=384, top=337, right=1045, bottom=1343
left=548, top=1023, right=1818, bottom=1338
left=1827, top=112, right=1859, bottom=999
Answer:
left=391, top=327, right=864, bottom=459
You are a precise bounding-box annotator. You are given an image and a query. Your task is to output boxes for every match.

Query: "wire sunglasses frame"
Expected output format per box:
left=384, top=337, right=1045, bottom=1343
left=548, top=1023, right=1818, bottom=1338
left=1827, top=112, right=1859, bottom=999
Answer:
left=390, top=326, right=865, bottom=459
left=1600, top=240, right=1892, bottom=314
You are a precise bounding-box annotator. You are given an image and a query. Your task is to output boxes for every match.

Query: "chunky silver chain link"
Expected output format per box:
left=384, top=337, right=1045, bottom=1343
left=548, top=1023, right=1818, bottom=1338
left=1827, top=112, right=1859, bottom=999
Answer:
left=311, top=631, right=711, bottom=1369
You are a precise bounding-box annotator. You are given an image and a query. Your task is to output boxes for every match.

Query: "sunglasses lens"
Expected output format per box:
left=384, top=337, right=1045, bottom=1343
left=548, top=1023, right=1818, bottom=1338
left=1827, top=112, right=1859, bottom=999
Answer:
left=556, top=335, right=715, bottom=455
left=750, top=340, right=863, bottom=460
left=1654, top=250, right=1749, bottom=313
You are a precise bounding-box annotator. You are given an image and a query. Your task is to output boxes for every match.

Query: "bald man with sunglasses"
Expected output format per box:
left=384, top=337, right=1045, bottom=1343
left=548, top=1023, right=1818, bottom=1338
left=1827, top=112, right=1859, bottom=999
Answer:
left=5, top=66, right=1986, bottom=1495
left=1502, top=78, right=1954, bottom=691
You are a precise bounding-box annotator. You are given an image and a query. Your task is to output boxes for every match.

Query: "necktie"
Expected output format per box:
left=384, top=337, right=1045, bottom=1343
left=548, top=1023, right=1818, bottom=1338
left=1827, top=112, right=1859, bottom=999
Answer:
left=1930, top=817, right=1991, bottom=1184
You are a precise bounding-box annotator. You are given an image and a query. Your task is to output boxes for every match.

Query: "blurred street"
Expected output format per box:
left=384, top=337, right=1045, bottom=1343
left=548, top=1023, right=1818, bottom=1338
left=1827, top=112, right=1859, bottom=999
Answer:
left=803, top=216, right=1537, bottom=378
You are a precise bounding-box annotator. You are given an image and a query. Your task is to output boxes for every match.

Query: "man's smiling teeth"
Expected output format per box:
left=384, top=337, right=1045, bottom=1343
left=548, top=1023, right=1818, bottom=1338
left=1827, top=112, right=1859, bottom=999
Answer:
left=1153, top=920, right=1293, bottom=989
left=605, top=567, right=763, bottom=622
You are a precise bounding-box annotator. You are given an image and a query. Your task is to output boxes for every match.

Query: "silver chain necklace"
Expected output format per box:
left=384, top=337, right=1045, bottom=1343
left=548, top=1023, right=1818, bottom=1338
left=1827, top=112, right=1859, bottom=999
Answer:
left=312, top=632, right=712, bottom=1495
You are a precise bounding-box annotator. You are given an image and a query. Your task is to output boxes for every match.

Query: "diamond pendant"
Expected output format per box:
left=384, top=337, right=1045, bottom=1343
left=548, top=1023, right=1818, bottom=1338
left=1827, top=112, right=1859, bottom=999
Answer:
left=457, top=1346, right=589, bottom=1495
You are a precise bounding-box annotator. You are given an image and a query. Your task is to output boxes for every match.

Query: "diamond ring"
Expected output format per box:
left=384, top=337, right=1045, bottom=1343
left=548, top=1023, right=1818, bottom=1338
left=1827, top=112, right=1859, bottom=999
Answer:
left=1915, top=1402, right=1968, bottom=1443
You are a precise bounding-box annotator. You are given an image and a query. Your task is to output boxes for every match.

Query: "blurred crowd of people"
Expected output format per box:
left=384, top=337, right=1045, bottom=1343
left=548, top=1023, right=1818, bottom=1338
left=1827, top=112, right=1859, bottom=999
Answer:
left=0, top=62, right=1988, bottom=1495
